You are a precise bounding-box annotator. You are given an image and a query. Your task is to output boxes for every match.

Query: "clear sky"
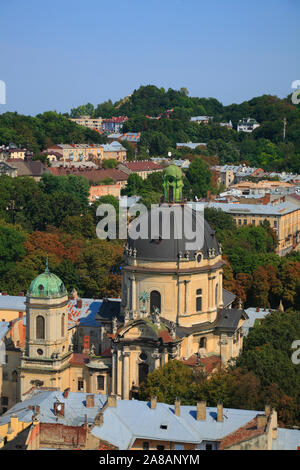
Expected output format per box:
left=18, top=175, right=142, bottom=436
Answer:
left=0, top=0, right=299, bottom=115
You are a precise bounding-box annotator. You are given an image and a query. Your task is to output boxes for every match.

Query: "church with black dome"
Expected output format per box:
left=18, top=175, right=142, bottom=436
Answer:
left=98, top=164, right=248, bottom=400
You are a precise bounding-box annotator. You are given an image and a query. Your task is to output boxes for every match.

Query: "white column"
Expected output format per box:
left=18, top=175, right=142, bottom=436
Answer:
left=131, top=275, right=136, bottom=312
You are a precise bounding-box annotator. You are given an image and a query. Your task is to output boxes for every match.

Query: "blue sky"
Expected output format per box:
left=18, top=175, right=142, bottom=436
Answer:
left=0, top=0, right=299, bottom=115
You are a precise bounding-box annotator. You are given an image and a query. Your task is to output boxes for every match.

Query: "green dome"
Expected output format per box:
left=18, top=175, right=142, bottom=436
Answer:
left=28, top=261, right=67, bottom=298
left=164, top=164, right=183, bottom=179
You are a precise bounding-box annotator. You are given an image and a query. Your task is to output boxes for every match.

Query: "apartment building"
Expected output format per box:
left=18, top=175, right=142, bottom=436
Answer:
left=69, top=115, right=103, bottom=132
left=205, top=201, right=300, bottom=256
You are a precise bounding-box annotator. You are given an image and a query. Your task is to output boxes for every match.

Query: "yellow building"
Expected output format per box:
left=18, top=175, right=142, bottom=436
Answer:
left=0, top=166, right=247, bottom=414
left=69, top=115, right=103, bottom=131
left=206, top=201, right=300, bottom=256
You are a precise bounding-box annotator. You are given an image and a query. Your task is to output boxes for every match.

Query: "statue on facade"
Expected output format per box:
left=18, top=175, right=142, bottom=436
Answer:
left=169, top=321, right=176, bottom=339
left=152, top=307, right=160, bottom=327
left=112, top=317, right=118, bottom=334
left=139, top=291, right=149, bottom=317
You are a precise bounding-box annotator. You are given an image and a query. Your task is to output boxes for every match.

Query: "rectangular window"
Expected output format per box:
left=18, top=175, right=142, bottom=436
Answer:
left=196, top=296, right=202, bottom=312
left=243, top=219, right=247, bottom=225
left=274, top=220, right=277, bottom=228
left=252, top=220, right=256, bottom=225
left=157, top=445, right=165, bottom=451
left=238, top=219, right=242, bottom=226
left=77, top=379, right=84, bottom=391
left=97, top=375, right=105, bottom=390
left=143, top=442, right=149, bottom=450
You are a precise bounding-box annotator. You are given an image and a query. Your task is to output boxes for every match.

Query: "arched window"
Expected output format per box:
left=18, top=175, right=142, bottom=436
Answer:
left=150, top=290, right=161, bottom=313
left=138, top=363, right=149, bottom=385
left=196, top=289, right=202, bottom=312
left=200, top=337, right=207, bottom=349
left=36, top=316, right=45, bottom=340
left=61, top=313, right=65, bottom=337
left=215, top=283, right=219, bottom=306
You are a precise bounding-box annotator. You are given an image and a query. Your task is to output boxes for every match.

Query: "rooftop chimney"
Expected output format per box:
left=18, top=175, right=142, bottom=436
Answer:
left=63, top=388, right=70, bottom=399
left=197, top=401, right=206, bottom=421
left=174, top=398, right=180, bottom=417
left=77, top=298, right=82, bottom=309
left=217, top=402, right=223, bottom=422
left=18, top=292, right=24, bottom=297
left=86, top=394, right=95, bottom=408
left=265, top=404, right=271, bottom=417
left=107, top=394, right=117, bottom=407
left=150, top=396, right=157, bottom=409
left=19, top=311, right=23, bottom=319
left=257, top=414, right=267, bottom=429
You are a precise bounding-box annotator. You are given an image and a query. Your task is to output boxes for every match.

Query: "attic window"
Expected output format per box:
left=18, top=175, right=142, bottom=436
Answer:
left=38, top=284, right=44, bottom=291
left=160, top=424, right=168, bottom=430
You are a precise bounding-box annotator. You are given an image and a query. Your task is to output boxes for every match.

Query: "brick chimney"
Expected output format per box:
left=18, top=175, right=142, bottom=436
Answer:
left=19, top=311, right=23, bottom=319
left=217, top=402, right=223, bottom=422
left=77, top=298, right=82, bottom=309
left=63, top=388, right=70, bottom=399
left=150, top=396, right=157, bottom=409
left=35, top=405, right=40, bottom=414
left=257, top=414, right=267, bottom=429
left=174, top=398, right=180, bottom=417
left=107, top=394, right=117, bottom=407
left=196, top=401, right=206, bottom=421
left=18, top=292, right=24, bottom=296
left=86, top=394, right=95, bottom=408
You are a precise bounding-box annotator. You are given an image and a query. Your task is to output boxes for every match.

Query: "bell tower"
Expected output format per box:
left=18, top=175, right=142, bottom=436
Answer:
left=20, top=260, right=71, bottom=396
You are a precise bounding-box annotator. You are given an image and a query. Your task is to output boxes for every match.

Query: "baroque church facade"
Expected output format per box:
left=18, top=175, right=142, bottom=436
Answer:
left=1, top=165, right=248, bottom=411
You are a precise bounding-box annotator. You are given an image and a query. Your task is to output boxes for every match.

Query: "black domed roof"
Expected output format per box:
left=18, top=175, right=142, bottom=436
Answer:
left=127, top=204, right=220, bottom=261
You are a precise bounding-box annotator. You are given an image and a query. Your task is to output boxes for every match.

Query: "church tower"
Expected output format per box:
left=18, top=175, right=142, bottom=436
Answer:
left=20, top=260, right=71, bottom=397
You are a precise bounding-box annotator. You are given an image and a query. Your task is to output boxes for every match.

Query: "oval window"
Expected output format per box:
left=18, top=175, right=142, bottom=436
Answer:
left=37, top=349, right=43, bottom=356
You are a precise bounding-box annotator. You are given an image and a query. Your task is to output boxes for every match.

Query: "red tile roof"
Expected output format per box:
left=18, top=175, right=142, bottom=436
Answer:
left=123, top=161, right=163, bottom=171
left=159, top=330, right=175, bottom=343
left=69, top=353, right=89, bottom=366
left=182, top=354, right=221, bottom=373
left=49, top=167, right=129, bottom=183
left=219, top=416, right=266, bottom=450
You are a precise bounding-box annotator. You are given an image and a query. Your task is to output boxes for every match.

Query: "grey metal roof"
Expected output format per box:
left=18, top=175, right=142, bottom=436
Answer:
left=272, top=428, right=300, bottom=450
left=205, top=201, right=299, bottom=216
left=222, top=288, right=236, bottom=308
left=242, top=307, right=271, bottom=336
left=215, top=308, right=246, bottom=330
left=0, top=390, right=107, bottom=427
left=128, top=204, right=220, bottom=261
left=2, top=390, right=298, bottom=450
left=0, top=295, right=26, bottom=312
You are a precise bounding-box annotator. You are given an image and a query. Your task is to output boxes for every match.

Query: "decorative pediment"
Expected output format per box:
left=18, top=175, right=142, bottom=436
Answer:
left=117, top=319, right=160, bottom=341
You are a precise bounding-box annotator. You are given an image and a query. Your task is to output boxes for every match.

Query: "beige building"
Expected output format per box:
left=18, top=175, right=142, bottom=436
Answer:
left=206, top=201, right=300, bottom=256
left=46, top=144, right=104, bottom=163
left=69, top=116, right=103, bottom=131
left=0, top=166, right=247, bottom=413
